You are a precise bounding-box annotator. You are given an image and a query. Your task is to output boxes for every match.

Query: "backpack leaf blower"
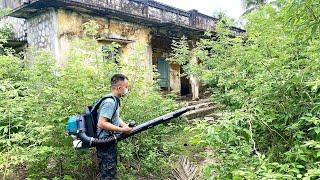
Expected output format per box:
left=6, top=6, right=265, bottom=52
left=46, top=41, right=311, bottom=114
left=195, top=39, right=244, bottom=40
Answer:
left=66, top=96, right=194, bottom=149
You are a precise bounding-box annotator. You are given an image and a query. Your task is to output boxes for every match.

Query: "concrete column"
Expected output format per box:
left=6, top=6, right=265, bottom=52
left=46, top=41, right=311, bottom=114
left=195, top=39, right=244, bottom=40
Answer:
left=190, top=48, right=200, bottom=100
left=146, top=43, right=154, bottom=83
left=169, top=63, right=181, bottom=94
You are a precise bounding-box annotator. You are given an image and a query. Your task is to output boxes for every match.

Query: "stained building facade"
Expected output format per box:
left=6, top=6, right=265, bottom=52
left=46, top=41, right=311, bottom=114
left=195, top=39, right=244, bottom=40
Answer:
left=0, top=0, right=244, bottom=99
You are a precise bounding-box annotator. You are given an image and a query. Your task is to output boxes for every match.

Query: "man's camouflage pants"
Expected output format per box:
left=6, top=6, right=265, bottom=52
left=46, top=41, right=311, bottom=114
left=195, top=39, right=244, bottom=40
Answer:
left=96, top=141, right=117, bottom=180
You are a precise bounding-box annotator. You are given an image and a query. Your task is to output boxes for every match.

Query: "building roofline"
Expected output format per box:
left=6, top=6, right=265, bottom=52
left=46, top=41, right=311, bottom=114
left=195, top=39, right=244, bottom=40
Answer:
left=7, top=0, right=245, bottom=34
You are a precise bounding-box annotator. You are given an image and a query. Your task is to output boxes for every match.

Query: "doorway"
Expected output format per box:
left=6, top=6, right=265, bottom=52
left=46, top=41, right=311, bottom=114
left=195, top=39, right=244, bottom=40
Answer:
left=157, top=57, right=170, bottom=90
left=180, top=66, right=191, bottom=96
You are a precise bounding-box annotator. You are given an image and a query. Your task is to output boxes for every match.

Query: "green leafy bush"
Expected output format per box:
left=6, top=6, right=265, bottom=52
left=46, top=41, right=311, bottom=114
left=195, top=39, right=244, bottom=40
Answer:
left=0, top=20, right=182, bottom=179
left=171, top=1, right=320, bottom=179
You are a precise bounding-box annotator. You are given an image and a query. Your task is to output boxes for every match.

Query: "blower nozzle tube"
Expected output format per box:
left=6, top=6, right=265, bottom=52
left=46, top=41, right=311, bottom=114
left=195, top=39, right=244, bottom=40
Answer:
left=78, top=106, right=194, bottom=146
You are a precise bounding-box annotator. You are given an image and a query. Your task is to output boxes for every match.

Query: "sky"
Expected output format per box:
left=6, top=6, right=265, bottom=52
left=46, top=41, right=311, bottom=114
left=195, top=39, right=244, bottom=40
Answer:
left=156, top=0, right=244, bottom=20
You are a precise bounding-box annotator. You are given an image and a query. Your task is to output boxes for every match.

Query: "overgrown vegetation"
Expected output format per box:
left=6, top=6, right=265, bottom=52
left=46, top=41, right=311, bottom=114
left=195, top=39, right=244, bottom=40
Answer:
left=2, top=0, right=320, bottom=179
left=170, top=0, right=320, bottom=179
left=0, top=8, right=14, bottom=55
left=0, top=20, right=187, bottom=179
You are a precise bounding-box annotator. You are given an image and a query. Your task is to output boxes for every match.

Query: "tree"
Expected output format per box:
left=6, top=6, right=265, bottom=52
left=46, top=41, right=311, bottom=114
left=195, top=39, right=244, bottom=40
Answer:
left=171, top=1, right=320, bottom=178
left=241, top=0, right=268, bottom=15
left=212, top=10, right=236, bottom=26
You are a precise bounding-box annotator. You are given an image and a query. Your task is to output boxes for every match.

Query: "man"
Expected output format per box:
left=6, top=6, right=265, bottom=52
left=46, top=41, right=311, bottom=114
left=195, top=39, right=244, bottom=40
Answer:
left=96, top=74, right=132, bottom=180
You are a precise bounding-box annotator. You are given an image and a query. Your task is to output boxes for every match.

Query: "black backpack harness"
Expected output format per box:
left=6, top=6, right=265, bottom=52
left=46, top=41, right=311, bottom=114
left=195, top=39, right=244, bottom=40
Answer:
left=95, top=95, right=120, bottom=138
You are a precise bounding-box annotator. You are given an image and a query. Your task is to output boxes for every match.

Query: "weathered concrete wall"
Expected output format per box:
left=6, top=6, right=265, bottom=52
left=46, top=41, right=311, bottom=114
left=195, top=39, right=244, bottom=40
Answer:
left=0, top=16, right=26, bottom=41
left=190, top=48, right=200, bottom=100
left=70, top=0, right=220, bottom=32
left=26, top=9, right=58, bottom=52
left=169, top=63, right=180, bottom=93
left=7, top=0, right=223, bottom=33
left=56, top=9, right=152, bottom=78
left=1, top=0, right=236, bottom=97
left=0, top=0, right=24, bottom=9
left=6, top=0, right=245, bottom=48
left=70, top=0, right=192, bottom=26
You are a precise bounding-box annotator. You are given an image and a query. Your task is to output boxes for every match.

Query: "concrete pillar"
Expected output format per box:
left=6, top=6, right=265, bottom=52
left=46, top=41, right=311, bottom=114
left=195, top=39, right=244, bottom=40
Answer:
left=169, top=63, right=181, bottom=94
left=146, top=43, right=154, bottom=83
left=190, top=48, right=200, bottom=100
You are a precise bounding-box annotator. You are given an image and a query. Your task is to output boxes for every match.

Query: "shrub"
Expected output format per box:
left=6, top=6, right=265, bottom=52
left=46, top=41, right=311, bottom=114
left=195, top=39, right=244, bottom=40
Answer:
left=0, top=20, right=182, bottom=179
left=171, top=2, right=320, bottom=179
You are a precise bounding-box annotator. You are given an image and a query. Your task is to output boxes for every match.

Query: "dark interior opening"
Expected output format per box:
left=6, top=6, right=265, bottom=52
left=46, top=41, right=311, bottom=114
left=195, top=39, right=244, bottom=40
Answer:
left=180, top=67, right=191, bottom=96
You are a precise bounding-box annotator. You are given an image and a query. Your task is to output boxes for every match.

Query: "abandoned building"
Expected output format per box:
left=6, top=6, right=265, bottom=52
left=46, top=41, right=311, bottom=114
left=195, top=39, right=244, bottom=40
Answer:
left=0, top=0, right=244, bottom=99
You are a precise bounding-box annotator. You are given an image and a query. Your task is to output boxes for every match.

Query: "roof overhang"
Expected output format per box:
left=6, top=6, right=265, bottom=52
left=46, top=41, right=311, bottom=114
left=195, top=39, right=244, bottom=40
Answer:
left=8, top=0, right=245, bottom=38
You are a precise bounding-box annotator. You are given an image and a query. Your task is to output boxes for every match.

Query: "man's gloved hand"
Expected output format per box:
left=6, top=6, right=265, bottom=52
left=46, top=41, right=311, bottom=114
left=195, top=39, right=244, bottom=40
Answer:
left=128, top=121, right=137, bottom=128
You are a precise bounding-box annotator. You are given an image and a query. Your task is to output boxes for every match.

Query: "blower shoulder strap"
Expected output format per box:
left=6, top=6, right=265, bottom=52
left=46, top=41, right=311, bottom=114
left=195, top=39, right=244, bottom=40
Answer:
left=95, top=95, right=119, bottom=137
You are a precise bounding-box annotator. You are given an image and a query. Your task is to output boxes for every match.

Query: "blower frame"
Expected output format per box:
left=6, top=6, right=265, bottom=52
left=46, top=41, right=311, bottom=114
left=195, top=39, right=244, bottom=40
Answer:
left=67, top=106, right=194, bottom=149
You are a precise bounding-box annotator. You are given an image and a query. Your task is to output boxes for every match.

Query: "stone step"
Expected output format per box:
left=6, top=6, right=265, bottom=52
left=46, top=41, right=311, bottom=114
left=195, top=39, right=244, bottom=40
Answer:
left=183, top=106, right=216, bottom=120
left=187, top=98, right=212, bottom=106
left=205, top=112, right=224, bottom=119
left=178, top=99, right=213, bottom=108
left=188, top=102, right=214, bottom=110
left=203, top=112, right=224, bottom=122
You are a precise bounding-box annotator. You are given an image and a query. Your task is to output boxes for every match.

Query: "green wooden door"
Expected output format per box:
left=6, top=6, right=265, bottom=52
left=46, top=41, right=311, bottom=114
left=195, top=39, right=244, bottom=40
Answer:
left=157, top=58, right=169, bottom=88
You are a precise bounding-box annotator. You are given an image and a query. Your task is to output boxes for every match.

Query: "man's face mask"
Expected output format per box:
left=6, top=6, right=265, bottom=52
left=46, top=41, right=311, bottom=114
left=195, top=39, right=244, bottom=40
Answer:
left=122, top=87, right=129, bottom=96
left=119, top=86, right=129, bottom=97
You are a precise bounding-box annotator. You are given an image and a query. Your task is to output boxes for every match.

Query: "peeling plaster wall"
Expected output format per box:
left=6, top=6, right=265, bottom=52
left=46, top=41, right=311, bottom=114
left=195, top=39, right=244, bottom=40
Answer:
left=56, top=9, right=83, bottom=66
left=56, top=9, right=153, bottom=80
left=12, top=6, right=184, bottom=93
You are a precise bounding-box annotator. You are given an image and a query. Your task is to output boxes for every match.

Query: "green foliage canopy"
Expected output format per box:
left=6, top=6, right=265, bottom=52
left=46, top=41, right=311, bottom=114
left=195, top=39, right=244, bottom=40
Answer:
left=0, top=20, right=180, bottom=179
left=171, top=1, right=320, bottom=179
